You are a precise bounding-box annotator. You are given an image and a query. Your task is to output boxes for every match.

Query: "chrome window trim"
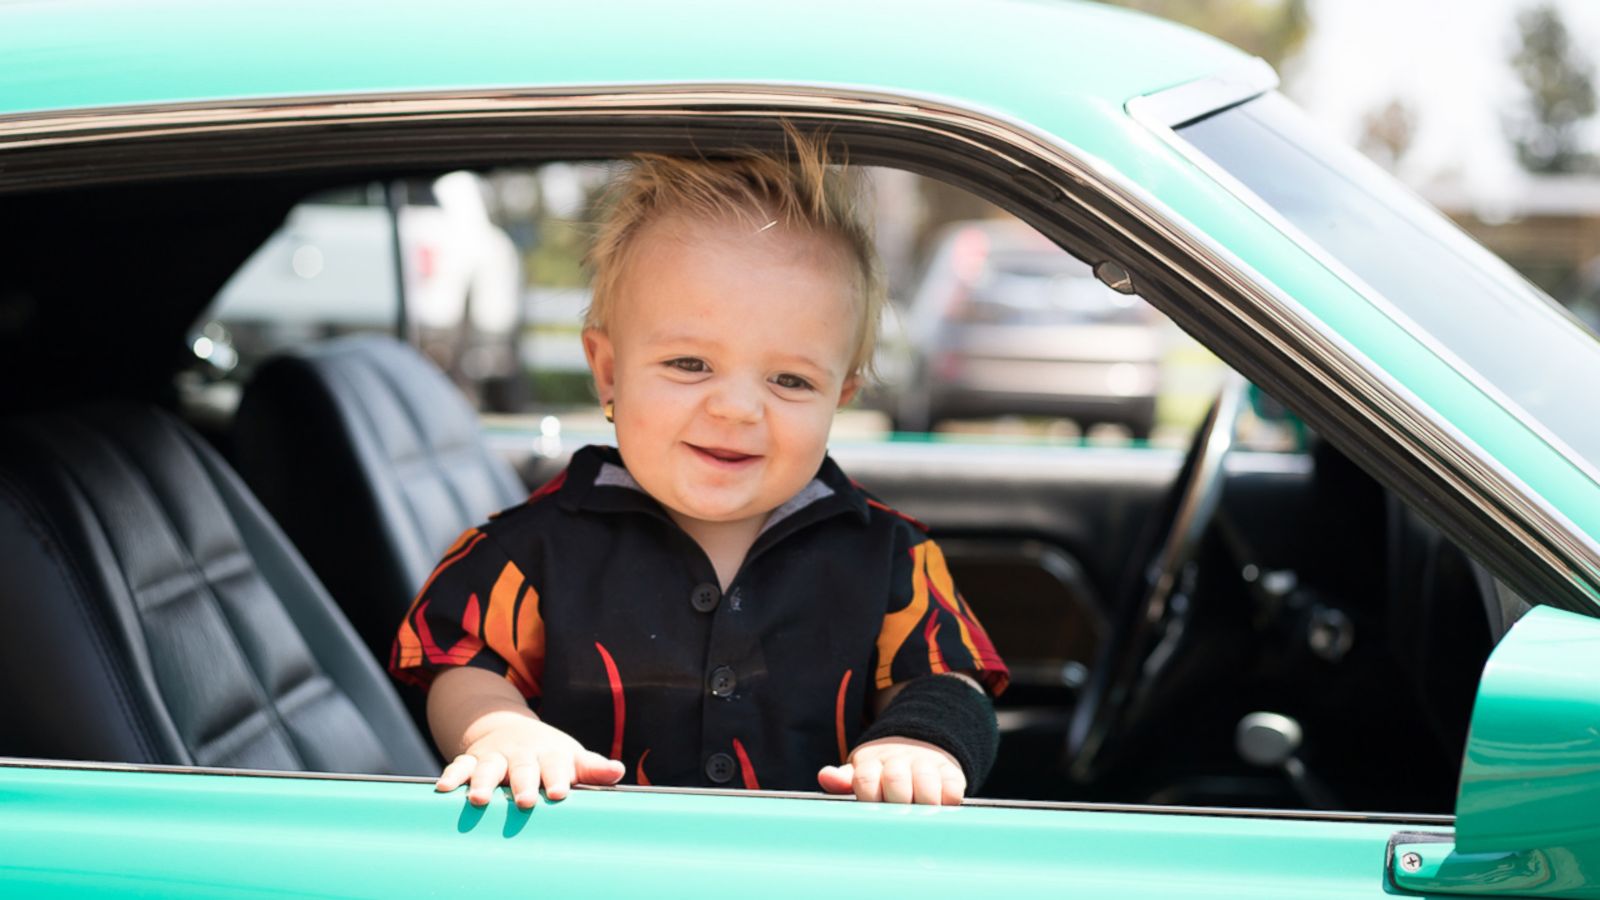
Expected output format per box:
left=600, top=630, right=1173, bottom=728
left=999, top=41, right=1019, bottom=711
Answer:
left=1, top=81, right=1595, bottom=604
left=1128, top=72, right=1600, bottom=597
left=0, top=756, right=1453, bottom=824
left=1130, top=73, right=1600, bottom=505
left=1132, top=57, right=1278, bottom=128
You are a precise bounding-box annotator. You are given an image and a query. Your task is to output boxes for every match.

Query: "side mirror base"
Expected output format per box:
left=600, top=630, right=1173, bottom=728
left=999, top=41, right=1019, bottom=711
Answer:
left=1387, top=831, right=1576, bottom=897
left=1397, top=606, right=1600, bottom=898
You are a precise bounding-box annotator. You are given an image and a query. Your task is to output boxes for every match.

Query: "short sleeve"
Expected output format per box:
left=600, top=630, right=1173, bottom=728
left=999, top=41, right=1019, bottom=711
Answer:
left=389, top=526, right=547, bottom=700
left=874, top=534, right=1010, bottom=696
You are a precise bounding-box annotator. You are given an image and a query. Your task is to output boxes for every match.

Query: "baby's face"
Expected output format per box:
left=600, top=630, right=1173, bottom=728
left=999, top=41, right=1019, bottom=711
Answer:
left=584, top=212, right=860, bottom=531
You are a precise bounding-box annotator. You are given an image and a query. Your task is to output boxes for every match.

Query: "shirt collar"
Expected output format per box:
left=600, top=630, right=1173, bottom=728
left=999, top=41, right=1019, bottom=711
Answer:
left=556, top=444, right=870, bottom=534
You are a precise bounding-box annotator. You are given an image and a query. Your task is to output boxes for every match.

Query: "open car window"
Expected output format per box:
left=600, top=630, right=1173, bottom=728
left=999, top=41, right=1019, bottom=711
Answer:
left=194, top=166, right=1300, bottom=453
left=163, top=162, right=1503, bottom=816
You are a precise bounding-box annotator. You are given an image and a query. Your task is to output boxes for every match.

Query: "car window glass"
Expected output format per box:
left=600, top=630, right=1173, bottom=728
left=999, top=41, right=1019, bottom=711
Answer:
left=1178, top=91, right=1600, bottom=472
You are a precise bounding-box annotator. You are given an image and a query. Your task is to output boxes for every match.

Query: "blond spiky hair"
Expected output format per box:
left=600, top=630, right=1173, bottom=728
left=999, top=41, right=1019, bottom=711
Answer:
left=584, top=128, right=884, bottom=380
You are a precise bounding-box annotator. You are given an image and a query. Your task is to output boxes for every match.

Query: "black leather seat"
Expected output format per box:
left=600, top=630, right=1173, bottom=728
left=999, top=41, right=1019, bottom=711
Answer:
left=0, top=404, right=436, bottom=775
left=232, top=335, right=525, bottom=667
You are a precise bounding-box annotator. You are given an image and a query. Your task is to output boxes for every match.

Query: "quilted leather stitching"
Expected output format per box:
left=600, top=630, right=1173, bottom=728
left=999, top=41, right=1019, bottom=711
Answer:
left=98, top=412, right=309, bottom=769
left=0, top=471, right=165, bottom=763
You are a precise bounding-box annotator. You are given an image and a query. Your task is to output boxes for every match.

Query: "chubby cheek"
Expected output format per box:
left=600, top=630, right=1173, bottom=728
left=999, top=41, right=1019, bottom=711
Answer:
left=613, top=377, right=697, bottom=458
left=765, top=401, right=835, bottom=474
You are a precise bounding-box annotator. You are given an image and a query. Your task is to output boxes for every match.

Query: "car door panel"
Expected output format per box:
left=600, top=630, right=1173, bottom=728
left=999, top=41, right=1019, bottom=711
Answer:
left=0, top=761, right=1435, bottom=898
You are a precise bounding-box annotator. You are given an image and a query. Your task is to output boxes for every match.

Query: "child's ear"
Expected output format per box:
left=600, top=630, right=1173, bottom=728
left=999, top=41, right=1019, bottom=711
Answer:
left=582, top=328, right=617, bottom=403
left=837, top=374, right=862, bottom=409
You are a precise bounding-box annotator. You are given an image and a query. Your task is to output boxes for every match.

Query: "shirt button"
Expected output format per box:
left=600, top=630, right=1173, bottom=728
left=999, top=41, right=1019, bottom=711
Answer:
left=690, top=582, right=721, bottom=613
left=708, top=665, right=737, bottom=698
left=705, top=752, right=736, bottom=784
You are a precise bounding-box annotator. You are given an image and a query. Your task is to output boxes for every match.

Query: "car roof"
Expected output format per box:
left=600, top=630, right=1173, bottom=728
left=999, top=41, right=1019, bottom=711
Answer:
left=0, top=0, right=1246, bottom=126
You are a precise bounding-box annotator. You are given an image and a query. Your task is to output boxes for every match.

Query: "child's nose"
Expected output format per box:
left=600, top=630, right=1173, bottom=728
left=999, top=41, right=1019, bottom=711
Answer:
left=704, top=378, right=763, bottom=423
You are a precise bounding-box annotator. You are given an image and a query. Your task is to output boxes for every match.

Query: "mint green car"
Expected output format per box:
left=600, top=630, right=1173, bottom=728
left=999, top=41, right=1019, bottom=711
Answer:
left=3, top=1, right=1600, bottom=896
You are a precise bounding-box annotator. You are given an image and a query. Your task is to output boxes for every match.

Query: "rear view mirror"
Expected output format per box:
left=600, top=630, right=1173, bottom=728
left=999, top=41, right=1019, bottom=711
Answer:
left=1389, top=605, right=1600, bottom=897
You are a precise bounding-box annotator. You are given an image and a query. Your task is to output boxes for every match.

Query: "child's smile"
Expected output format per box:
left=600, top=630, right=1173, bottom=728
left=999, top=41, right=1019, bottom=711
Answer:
left=687, top=443, right=762, bottom=467
left=583, top=211, right=860, bottom=543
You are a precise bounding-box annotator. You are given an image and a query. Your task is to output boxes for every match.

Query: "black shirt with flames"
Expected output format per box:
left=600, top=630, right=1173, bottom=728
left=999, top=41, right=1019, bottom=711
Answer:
left=392, top=444, right=1008, bottom=791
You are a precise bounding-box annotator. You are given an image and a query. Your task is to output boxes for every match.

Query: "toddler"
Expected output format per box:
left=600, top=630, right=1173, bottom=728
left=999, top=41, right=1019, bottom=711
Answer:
left=391, top=132, right=1008, bottom=807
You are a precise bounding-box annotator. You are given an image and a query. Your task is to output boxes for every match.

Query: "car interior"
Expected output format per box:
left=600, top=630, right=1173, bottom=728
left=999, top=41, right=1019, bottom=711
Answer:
left=0, top=157, right=1516, bottom=817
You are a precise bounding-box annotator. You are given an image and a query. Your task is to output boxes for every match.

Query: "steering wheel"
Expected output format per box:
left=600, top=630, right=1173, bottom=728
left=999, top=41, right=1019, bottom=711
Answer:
left=1065, top=373, right=1249, bottom=782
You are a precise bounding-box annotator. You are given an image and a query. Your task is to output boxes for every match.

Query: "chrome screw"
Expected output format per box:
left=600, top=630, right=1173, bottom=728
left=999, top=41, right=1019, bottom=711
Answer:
left=1399, top=852, right=1423, bottom=873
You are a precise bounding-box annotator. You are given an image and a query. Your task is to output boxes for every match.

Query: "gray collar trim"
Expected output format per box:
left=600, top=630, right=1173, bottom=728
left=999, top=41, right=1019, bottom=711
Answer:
left=758, top=478, right=835, bottom=536
left=596, top=461, right=644, bottom=491
left=595, top=460, right=834, bottom=535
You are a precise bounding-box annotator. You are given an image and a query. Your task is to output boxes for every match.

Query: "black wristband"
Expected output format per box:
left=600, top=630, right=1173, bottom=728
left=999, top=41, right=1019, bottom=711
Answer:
left=856, top=674, right=999, bottom=788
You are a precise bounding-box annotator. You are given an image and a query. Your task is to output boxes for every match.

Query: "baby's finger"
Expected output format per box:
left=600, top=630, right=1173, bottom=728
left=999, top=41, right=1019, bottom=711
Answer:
left=881, top=757, right=914, bottom=804
left=466, top=752, right=509, bottom=807
left=575, top=750, right=627, bottom=785
left=852, top=757, right=884, bottom=803
left=817, top=764, right=854, bottom=794
left=539, top=751, right=576, bottom=801
left=940, top=764, right=967, bottom=806
left=436, top=753, right=478, bottom=793
left=912, top=761, right=944, bottom=806
left=509, top=760, right=543, bottom=809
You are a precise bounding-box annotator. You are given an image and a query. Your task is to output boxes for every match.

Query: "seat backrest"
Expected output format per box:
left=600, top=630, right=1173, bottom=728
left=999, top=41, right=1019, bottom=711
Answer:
left=232, top=335, right=524, bottom=664
left=0, top=404, right=436, bottom=775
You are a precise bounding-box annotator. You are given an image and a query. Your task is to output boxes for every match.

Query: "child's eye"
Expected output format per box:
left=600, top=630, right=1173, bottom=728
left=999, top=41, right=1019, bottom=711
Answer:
left=667, top=358, right=708, bottom=374
left=772, top=373, right=815, bottom=391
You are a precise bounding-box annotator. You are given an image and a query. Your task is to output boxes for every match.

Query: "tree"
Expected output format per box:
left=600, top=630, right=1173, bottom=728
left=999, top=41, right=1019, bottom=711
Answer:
left=1358, top=98, right=1418, bottom=172
left=1505, top=4, right=1597, bottom=174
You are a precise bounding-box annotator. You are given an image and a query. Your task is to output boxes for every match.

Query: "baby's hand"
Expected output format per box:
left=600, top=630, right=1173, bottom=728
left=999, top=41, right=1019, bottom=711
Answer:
left=817, top=737, right=965, bottom=805
left=436, top=712, right=625, bottom=809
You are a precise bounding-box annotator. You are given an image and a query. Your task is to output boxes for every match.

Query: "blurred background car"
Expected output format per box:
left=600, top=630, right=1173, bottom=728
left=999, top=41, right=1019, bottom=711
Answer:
left=879, top=220, right=1164, bottom=437
left=205, top=171, right=523, bottom=408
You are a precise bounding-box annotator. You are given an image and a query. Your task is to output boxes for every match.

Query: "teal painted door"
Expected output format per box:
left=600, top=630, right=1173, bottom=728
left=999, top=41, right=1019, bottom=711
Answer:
left=0, top=762, right=1426, bottom=897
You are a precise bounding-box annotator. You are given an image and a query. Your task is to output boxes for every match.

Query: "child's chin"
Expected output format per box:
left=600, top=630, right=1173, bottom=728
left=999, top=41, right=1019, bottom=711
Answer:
left=672, top=491, right=765, bottom=525
left=680, top=502, right=758, bottom=524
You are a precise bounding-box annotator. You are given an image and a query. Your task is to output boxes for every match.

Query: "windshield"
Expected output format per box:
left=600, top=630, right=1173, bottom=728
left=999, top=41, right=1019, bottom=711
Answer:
left=1177, top=91, right=1600, bottom=471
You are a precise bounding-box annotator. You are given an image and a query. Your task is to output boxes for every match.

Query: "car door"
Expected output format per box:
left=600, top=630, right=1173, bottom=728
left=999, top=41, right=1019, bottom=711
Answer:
left=0, top=758, right=1429, bottom=897
left=2, top=11, right=1599, bottom=895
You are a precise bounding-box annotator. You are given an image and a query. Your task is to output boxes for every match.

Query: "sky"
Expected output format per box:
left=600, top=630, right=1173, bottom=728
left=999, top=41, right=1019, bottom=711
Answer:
left=1291, top=0, right=1600, bottom=202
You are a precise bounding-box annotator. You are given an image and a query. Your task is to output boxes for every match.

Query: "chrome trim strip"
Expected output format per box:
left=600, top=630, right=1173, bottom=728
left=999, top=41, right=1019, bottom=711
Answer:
left=1128, top=79, right=1600, bottom=595
left=1133, top=58, right=1278, bottom=127
left=0, top=756, right=1452, bottom=824
left=0, top=83, right=975, bottom=149
left=2, top=81, right=1595, bottom=602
